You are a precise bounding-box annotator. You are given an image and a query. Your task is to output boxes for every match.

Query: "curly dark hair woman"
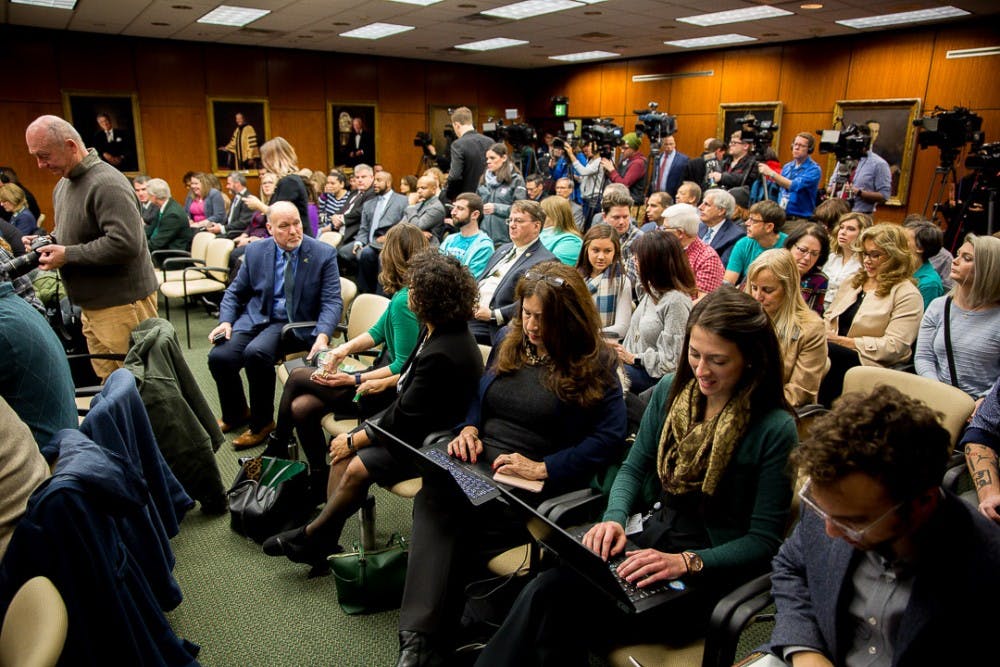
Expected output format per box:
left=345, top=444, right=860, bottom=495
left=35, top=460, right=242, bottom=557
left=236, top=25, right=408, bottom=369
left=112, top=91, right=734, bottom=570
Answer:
left=263, top=244, right=484, bottom=571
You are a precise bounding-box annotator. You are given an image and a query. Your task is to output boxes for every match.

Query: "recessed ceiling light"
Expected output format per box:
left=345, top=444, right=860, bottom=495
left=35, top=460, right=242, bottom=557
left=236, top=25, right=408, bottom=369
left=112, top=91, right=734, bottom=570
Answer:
left=800, top=3, right=824, bottom=9
left=340, top=22, right=414, bottom=39
left=197, top=5, right=270, bottom=27
left=837, top=5, right=969, bottom=29
left=483, top=0, right=581, bottom=20
left=664, top=34, right=757, bottom=48
left=549, top=50, right=620, bottom=62
left=10, top=0, right=77, bottom=8
left=389, top=0, right=443, bottom=5
left=678, top=6, right=792, bottom=27
left=456, top=37, right=529, bottom=51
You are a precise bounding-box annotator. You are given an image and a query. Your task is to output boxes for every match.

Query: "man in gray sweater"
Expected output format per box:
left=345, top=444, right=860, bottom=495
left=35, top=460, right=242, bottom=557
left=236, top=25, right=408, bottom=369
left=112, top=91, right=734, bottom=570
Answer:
left=25, top=115, right=158, bottom=380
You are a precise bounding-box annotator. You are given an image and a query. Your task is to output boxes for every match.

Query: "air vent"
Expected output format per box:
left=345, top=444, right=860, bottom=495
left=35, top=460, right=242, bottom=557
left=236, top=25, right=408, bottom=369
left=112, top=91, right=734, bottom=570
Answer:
left=457, top=13, right=509, bottom=26
left=575, top=32, right=615, bottom=42
left=240, top=27, right=283, bottom=36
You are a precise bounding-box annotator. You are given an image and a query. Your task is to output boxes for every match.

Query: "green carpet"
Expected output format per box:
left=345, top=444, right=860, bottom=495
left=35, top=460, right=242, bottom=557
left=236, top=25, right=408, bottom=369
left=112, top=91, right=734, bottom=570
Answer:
left=160, top=301, right=410, bottom=666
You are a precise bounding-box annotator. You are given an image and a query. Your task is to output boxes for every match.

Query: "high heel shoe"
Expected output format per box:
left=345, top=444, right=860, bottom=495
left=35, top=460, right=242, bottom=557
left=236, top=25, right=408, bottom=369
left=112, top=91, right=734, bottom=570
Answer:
left=262, top=526, right=304, bottom=556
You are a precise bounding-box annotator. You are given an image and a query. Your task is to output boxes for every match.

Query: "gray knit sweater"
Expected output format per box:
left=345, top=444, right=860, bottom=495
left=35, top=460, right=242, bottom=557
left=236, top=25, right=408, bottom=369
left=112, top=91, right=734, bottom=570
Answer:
left=54, top=148, right=157, bottom=309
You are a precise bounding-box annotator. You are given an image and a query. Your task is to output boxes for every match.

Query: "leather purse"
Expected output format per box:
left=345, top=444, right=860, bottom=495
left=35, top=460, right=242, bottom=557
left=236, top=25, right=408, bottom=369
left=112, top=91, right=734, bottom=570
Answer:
left=328, top=533, right=409, bottom=615
left=227, top=456, right=309, bottom=543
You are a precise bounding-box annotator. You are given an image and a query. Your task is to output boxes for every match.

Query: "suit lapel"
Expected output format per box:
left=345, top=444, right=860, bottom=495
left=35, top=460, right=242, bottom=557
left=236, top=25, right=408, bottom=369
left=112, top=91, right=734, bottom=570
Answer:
left=262, top=240, right=276, bottom=317
left=293, top=239, right=312, bottom=318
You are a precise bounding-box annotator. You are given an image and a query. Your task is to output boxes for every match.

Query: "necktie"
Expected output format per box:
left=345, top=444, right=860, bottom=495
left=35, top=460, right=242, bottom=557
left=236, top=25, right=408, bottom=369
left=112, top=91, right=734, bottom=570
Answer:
left=283, top=251, right=295, bottom=318
left=658, top=153, right=672, bottom=191
left=370, top=196, right=388, bottom=244
left=704, top=226, right=716, bottom=245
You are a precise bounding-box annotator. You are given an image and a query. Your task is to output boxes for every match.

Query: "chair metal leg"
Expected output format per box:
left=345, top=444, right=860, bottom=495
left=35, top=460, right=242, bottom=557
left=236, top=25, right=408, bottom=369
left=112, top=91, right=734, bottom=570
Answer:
left=360, top=494, right=376, bottom=550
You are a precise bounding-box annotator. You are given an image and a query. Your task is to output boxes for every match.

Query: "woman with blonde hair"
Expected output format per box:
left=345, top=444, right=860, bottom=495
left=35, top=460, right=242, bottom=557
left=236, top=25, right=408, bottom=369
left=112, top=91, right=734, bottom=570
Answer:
left=821, top=212, right=871, bottom=310
left=539, top=196, right=583, bottom=265
left=0, top=183, right=37, bottom=236
left=245, top=137, right=310, bottom=233
left=820, top=223, right=922, bottom=404
left=916, top=234, right=1000, bottom=399
left=746, top=249, right=828, bottom=407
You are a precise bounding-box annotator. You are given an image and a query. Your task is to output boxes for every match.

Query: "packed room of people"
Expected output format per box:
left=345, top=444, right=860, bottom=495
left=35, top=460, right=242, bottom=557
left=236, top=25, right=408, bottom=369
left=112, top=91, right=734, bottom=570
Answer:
left=2, top=1, right=1000, bottom=665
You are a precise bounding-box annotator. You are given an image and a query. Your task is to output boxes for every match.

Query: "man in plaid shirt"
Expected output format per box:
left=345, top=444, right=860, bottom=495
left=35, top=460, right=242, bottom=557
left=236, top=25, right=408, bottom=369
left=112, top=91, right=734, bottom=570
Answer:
left=662, top=203, right=724, bottom=297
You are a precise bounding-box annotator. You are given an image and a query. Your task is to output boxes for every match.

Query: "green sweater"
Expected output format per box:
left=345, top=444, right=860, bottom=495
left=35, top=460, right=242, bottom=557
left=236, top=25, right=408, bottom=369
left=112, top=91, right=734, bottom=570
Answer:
left=603, top=374, right=797, bottom=575
left=368, top=287, right=419, bottom=375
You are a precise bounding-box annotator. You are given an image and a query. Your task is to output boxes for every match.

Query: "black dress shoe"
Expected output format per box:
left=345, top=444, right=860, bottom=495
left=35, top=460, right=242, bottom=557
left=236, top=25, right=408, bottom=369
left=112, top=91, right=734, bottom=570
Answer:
left=396, top=631, right=445, bottom=667
left=262, top=526, right=304, bottom=557
left=262, top=432, right=294, bottom=459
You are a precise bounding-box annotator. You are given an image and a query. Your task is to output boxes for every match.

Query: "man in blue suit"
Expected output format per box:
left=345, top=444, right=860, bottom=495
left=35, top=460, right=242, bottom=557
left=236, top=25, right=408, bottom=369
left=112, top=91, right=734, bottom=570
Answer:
left=696, top=188, right=744, bottom=268
left=649, top=135, right=689, bottom=199
left=469, top=199, right=555, bottom=345
left=208, top=201, right=342, bottom=449
left=351, top=170, right=408, bottom=294
left=767, top=386, right=1000, bottom=666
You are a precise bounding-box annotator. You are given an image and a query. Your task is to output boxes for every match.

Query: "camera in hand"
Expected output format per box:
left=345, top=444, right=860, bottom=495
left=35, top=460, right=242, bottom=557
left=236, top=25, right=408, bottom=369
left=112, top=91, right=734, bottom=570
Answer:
left=634, top=101, right=677, bottom=146
left=819, top=123, right=871, bottom=162
left=914, top=106, right=984, bottom=167
left=413, top=131, right=433, bottom=148
left=0, top=234, right=55, bottom=281
left=580, top=118, right=624, bottom=159
left=212, top=331, right=227, bottom=345
left=734, top=113, right=777, bottom=160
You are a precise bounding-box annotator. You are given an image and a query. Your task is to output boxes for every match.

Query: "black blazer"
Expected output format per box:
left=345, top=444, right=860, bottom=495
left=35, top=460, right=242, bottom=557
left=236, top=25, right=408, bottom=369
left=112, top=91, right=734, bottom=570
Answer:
left=446, top=131, right=493, bottom=201
left=375, top=322, right=484, bottom=445
left=477, top=238, right=556, bottom=321
left=340, top=188, right=376, bottom=246
left=224, top=192, right=255, bottom=237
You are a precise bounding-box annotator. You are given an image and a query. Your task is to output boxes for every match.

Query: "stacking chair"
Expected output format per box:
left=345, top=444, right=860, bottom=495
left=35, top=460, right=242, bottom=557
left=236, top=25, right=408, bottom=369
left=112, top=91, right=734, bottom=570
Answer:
left=275, top=277, right=358, bottom=385
left=158, top=237, right=234, bottom=347
left=318, top=230, right=342, bottom=248
left=154, top=230, right=214, bottom=285
left=0, top=577, right=67, bottom=667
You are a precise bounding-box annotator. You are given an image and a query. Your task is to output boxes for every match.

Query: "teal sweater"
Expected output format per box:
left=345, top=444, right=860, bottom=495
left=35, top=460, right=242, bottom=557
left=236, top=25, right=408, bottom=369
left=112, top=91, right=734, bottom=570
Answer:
left=603, top=374, right=797, bottom=574
left=368, top=287, right=419, bottom=375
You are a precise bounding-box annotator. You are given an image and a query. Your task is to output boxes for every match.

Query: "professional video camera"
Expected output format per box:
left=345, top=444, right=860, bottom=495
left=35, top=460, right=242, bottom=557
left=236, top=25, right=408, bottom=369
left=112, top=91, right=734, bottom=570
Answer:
left=482, top=118, right=539, bottom=150
left=0, top=234, right=55, bottom=281
left=965, top=141, right=1000, bottom=174
left=413, top=131, right=433, bottom=148
left=914, top=106, right=985, bottom=167
left=634, top=102, right=677, bottom=147
left=818, top=122, right=871, bottom=162
left=733, top=113, right=778, bottom=160
left=580, top=118, right=624, bottom=159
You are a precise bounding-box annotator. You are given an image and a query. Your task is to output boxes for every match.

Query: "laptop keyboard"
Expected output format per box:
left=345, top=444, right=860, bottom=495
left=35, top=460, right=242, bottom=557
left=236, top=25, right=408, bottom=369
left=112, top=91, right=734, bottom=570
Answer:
left=607, top=554, right=671, bottom=602
left=424, top=448, right=497, bottom=502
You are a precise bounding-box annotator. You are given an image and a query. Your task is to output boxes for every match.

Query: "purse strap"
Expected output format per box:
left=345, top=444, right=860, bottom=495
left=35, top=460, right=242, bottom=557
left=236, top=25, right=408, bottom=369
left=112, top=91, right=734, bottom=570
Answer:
left=943, top=296, right=960, bottom=389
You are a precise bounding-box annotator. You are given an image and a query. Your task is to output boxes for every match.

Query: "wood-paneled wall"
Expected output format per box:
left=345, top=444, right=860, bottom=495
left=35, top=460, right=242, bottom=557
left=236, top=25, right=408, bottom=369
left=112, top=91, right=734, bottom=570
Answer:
left=2, top=21, right=997, bottom=227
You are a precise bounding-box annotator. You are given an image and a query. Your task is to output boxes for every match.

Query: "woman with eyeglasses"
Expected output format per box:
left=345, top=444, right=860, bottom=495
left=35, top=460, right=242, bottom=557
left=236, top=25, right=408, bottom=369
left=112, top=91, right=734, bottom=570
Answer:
left=783, top=222, right=831, bottom=316
left=820, top=212, right=871, bottom=311
left=747, top=249, right=828, bottom=407
left=819, top=223, right=923, bottom=404
left=477, top=287, right=797, bottom=665
left=477, top=142, right=527, bottom=247
left=611, top=231, right=697, bottom=394
left=395, top=260, right=627, bottom=666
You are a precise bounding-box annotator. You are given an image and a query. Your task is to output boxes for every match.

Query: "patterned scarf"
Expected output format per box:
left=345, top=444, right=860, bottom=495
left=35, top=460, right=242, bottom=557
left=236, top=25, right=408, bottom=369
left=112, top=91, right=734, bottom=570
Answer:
left=586, top=269, right=624, bottom=328
left=656, top=379, right=752, bottom=496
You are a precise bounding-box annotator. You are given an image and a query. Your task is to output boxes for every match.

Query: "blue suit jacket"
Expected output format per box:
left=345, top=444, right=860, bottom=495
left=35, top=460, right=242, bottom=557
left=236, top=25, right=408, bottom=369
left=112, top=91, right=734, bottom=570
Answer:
left=651, top=150, right=689, bottom=198
left=769, top=494, right=1000, bottom=666
left=356, top=191, right=409, bottom=250
left=220, top=235, right=342, bottom=341
left=476, top=238, right=555, bottom=322
left=698, top=218, right=744, bottom=268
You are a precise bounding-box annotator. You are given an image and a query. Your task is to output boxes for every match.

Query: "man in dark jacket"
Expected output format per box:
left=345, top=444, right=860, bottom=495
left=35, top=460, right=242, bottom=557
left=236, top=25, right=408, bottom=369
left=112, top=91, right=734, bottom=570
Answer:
left=445, top=107, right=493, bottom=202
left=144, top=178, right=193, bottom=261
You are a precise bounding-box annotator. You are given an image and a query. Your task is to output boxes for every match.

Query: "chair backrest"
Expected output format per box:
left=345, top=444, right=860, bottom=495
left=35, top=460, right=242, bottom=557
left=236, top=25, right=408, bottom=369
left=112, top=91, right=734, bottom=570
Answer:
left=339, top=277, right=358, bottom=326
left=189, top=231, right=215, bottom=263
left=319, top=231, right=342, bottom=248
left=346, top=293, right=390, bottom=341
left=842, top=366, right=975, bottom=446
left=0, top=576, right=68, bottom=667
left=36, top=213, right=47, bottom=231
left=478, top=344, right=492, bottom=369
left=202, top=238, right=235, bottom=282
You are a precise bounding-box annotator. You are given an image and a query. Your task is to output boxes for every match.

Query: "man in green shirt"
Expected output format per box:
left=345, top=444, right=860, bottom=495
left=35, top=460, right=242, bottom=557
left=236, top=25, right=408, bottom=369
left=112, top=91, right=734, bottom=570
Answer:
left=724, top=200, right=788, bottom=286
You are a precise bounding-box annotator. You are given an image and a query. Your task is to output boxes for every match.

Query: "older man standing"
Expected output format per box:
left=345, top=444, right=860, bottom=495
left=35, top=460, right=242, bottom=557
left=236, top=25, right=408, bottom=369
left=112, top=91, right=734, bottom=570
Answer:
left=662, top=203, right=724, bottom=296
left=208, top=201, right=342, bottom=449
left=25, top=114, right=158, bottom=380
left=144, top=178, right=193, bottom=259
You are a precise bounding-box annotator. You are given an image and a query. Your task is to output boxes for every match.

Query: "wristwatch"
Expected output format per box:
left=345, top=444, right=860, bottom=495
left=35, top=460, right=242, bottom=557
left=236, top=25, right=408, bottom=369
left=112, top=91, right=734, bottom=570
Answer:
left=682, top=551, right=704, bottom=574
left=346, top=433, right=356, bottom=454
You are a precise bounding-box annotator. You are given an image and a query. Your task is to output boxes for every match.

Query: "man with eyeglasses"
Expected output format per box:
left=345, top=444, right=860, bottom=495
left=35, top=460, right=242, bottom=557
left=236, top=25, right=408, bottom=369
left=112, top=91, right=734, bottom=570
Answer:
left=708, top=131, right=759, bottom=192
left=723, top=200, right=787, bottom=286
left=764, top=386, right=1000, bottom=667
left=757, top=132, right=822, bottom=224
left=469, top=199, right=554, bottom=345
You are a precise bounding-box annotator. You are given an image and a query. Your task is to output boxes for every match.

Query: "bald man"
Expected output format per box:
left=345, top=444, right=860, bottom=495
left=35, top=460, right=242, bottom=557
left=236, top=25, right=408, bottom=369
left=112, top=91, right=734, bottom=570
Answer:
left=402, top=174, right=447, bottom=242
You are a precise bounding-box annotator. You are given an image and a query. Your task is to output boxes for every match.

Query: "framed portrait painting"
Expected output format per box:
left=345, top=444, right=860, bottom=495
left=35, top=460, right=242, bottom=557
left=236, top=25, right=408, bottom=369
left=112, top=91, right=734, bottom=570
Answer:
left=208, top=97, right=269, bottom=175
left=62, top=91, right=145, bottom=175
left=328, top=103, right=377, bottom=172
left=717, top=102, right=783, bottom=153
left=830, top=99, right=922, bottom=206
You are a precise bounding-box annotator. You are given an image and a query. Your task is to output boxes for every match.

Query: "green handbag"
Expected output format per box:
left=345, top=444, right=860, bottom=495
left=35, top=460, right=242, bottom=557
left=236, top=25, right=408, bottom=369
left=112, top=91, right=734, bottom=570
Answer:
left=328, top=533, right=409, bottom=615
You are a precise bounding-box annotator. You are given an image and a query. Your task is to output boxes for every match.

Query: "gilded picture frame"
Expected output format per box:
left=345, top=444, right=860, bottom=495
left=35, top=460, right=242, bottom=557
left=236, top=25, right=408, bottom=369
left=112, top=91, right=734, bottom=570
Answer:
left=717, top=101, right=783, bottom=154
left=62, top=90, right=145, bottom=175
left=328, top=102, right=378, bottom=173
left=208, top=97, right=270, bottom=175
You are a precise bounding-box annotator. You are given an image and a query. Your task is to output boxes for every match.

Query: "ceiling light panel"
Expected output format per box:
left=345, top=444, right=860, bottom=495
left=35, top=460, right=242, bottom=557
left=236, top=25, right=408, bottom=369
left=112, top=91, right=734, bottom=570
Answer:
left=340, top=22, right=415, bottom=39
left=456, top=37, right=530, bottom=51
left=482, top=0, right=583, bottom=21
left=549, top=50, right=620, bottom=62
left=678, top=6, right=793, bottom=27
left=837, top=6, right=969, bottom=29
left=11, top=0, right=77, bottom=7
left=197, top=5, right=270, bottom=27
left=664, top=34, right=757, bottom=48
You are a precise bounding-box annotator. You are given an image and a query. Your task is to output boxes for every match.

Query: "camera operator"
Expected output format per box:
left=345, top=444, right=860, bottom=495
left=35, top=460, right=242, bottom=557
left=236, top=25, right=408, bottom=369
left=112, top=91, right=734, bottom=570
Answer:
left=24, top=114, right=158, bottom=381
left=601, top=133, right=648, bottom=207
left=684, top=138, right=726, bottom=191
left=547, top=137, right=572, bottom=186
left=709, top=131, right=759, bottom=191
left=826, top=123, right=891, bottom=214
left=757, top=132, right=823, bottom=222
left=446, top=107, right=493, bottom=202
left=569, top=139, right=603, bottom=227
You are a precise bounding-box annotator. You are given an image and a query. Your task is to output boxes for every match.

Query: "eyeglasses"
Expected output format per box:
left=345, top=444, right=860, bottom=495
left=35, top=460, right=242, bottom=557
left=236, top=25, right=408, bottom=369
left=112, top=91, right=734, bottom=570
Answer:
left=861, top=251, right=886, bottom=262
left=508, top=217, right=537, bottom=226
left=793, top=244, right=821, bottom=258
left=746, top=217, right=766, bottom=226
left=798, top=477, right=903, bottom=543
left=791, top=142, right=811, bottom=149
left=524, top=270, right=566, bottom=288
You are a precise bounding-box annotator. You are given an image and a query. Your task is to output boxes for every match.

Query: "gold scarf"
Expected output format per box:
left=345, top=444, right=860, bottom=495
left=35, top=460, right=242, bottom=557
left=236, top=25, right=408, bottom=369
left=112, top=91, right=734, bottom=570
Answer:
left=656, top=379, right=752, bottom=496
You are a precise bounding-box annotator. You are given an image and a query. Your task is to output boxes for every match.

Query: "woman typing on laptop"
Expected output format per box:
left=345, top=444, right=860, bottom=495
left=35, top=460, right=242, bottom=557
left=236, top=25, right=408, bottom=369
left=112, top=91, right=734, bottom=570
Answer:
left=395, top=261, right=628, bottom=666
left=476, top=287, right=798, bottom=665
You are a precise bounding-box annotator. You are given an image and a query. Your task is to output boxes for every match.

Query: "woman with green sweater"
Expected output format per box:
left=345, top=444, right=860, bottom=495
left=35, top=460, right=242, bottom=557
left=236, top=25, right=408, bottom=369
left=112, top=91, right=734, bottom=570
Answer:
left=477, top=287, right=798, bottom=665
left=266, top=224, right=426, bottom=496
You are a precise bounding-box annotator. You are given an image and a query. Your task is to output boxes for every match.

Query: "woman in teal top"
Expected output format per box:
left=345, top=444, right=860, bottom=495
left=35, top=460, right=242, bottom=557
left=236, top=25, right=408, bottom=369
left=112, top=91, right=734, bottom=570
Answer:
left=267, top=223, right=426, bottom=495
left=903, top=219, right=945, bottom=309
left=539, top=196, right=583, bottom=265
left=477, top=287, right=798, bottom=665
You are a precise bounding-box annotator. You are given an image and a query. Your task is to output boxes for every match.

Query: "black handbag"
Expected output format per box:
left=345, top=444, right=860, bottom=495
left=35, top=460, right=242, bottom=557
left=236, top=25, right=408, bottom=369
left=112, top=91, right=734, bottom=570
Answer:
left=227, top=456, right=310, bottom=543
left=328, top=533, right=409, bottom=615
